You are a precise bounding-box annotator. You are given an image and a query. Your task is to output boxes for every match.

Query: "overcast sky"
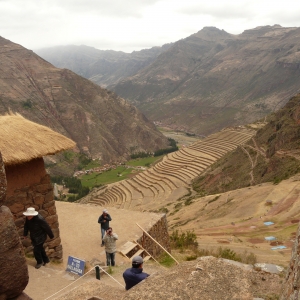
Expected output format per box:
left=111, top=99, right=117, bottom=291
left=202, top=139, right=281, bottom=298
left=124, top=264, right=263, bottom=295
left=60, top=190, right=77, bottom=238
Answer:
left=1, top=0, right=300, bottom=53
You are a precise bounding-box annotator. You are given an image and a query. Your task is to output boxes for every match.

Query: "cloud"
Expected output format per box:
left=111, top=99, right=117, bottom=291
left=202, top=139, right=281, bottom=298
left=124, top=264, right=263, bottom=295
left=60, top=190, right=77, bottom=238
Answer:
left=1, top=0, right=300, bottom=52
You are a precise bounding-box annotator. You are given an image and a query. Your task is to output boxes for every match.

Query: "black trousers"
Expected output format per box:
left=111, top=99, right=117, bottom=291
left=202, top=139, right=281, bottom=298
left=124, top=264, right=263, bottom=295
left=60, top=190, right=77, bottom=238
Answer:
left=33, top=243, right=49, bottom=264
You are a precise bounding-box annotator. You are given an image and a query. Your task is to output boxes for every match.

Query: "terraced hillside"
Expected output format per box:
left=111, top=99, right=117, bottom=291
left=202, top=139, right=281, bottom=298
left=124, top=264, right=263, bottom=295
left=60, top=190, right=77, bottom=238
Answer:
left=80, top=128, right=254, bottom=210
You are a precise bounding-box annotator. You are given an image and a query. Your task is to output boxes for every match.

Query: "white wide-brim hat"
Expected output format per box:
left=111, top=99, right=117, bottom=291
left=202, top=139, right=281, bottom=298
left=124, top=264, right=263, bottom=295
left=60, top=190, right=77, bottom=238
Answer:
left=23, top=207, right=38, bottom=216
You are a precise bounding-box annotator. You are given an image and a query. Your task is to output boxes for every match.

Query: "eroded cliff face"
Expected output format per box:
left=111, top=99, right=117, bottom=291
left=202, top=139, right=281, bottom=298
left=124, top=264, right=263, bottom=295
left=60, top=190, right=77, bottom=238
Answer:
left=0, top=37, right=169, bottom=163
left=281, top=221, right=300, bottom=299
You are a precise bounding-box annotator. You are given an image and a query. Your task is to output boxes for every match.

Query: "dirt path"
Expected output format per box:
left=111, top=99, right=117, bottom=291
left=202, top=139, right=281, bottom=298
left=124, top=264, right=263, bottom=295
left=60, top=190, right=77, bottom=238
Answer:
left=24, top=202, right=163, bottom=300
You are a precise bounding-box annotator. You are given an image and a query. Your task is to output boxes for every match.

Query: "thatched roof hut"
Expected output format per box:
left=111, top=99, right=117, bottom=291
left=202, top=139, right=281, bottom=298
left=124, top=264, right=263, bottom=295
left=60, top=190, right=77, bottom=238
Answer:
left=0, top=113, right=76, bottom=261
left=0, top=113, right=76, bottom=165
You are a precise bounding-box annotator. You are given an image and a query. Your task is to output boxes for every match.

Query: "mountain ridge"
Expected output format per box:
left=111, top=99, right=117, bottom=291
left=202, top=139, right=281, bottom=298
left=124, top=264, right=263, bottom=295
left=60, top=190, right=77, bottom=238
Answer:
left=35, top=43, right=172, bottom=88
left=192, top=93, right=300, bottom=195
left=37, top=25, right=300, bottom=136
left=0, top=36, right=169, bottom=166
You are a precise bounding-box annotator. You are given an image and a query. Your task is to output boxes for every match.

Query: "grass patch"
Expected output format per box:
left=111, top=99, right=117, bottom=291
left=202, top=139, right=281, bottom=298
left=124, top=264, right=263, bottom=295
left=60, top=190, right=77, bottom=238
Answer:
left=126, top=156, right=163, bottom=167
left=159, top=207, right=169, bottom=214
left=80, top=166, right=132, bottom=188
left=84, top=160, right=102, bottom=170
left=158, top=253, right=177, bottom=267
left=193, top=247, right=257, bottom=264
left=184, top=197, right=194, bottom=206
left=170, top=230, right=257, bottom=265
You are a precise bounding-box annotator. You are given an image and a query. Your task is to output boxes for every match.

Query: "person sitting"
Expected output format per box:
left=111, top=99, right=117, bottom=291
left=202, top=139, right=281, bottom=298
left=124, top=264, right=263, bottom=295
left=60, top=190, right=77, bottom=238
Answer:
left=123, top=255, right=149, bottom=290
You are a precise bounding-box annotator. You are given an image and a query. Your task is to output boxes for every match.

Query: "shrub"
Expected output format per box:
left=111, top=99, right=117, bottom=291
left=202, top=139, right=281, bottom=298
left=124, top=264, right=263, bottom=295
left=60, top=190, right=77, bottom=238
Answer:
left=195, top=247, right=257, bottom=265
left=216, top=247, right=240, bottom=261
left=159, top=207, right=169, bottom=214
left=170, top=230, right=198, bottom=250
left=51, top=175, right=90, bottom=201
left=184, top=197, right=194, bottom=206
left=22, top=99, right=32, bottom=109
left=154, top=138, right=178, bottom=156
left=130, top=152, right=152, bottom=159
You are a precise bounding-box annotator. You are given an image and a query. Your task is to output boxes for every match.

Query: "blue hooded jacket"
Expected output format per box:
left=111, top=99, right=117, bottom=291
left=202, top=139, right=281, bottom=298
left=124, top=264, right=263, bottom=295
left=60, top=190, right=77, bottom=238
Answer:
left=123, top=267, right=149, bottom=290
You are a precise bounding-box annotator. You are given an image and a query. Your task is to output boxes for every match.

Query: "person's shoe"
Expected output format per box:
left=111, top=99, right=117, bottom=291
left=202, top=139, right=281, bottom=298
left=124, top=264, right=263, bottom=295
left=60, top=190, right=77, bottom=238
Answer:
left=43, top=261, right=49, bottom=266
left=35, top=263, right=43, bottom=269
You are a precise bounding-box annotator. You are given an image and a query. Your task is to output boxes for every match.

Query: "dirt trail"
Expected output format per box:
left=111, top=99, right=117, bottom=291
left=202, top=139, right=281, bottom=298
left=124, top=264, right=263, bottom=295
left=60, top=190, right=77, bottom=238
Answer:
left=24, top=202, right=163, bottom=300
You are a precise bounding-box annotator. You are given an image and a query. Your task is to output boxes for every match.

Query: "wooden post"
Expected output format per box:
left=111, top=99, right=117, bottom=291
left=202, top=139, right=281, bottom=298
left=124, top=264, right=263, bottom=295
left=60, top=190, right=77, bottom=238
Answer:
left=136, top=222, right=179, bottom=265
left=95, top=266, right=100, bottom=280
left=133, top=241, right=163, bottom=267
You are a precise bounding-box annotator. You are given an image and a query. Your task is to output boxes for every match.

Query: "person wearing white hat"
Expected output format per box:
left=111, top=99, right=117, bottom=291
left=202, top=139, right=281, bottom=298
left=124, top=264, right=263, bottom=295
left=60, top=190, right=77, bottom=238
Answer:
left=23, top=207, right=54, bottom=269
left=97, top=209, right=112, bottom=246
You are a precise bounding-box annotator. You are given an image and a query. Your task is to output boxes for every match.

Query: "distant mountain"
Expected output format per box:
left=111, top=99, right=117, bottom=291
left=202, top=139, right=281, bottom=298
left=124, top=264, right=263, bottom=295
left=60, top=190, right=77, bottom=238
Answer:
left=37, top=25, right=300, bottom=137
left=192, top=93, right=300, bottom=194
left=0, top=36, right=169, bottom=165
left=111, top=25, right=300, bottom=135
left=35, top=44, right=172, bottom=88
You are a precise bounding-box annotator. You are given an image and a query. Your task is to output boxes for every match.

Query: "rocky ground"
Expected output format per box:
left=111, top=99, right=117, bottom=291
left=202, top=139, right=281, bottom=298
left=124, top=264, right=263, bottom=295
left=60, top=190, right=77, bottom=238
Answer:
left=23, top=199, right=286, bottom=300
left=55, top=256, right=283, bottom=300
left=24, top=201, right=163, bottom=300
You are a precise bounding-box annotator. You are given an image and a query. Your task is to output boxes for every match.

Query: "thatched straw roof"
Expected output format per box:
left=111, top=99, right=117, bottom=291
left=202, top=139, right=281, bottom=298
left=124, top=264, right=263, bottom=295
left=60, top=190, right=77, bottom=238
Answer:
left=0, top=113, right=76, bottom=165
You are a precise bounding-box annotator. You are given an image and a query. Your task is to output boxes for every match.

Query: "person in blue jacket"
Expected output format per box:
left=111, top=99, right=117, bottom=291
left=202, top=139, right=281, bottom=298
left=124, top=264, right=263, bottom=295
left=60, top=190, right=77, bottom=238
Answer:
left=123, top=256, right=149, bottom=290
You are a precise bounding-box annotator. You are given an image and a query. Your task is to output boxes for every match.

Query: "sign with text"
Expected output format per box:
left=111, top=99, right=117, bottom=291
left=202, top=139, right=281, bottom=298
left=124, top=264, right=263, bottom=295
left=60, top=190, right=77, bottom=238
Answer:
left=66, top=256, right=85, bottom=276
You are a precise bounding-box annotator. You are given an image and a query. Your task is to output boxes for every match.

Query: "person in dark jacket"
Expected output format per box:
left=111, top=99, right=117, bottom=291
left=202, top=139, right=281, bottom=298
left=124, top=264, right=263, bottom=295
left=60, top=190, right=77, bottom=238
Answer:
left=23, top=207, right=54, bottom=269
left=123, top=256, right=149, bottom=290
left=98, top=209, right=112, bottom=246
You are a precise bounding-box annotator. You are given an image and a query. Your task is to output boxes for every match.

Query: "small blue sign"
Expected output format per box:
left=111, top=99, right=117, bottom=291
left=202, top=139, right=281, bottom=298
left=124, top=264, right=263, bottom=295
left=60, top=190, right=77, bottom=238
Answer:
left=264, top=221, right=274, bottom=226
left=265, top=236, right=276, bottom=241
left=271, top=245, right=287, bottom=250
left=66, top=256, right=85, bottom=276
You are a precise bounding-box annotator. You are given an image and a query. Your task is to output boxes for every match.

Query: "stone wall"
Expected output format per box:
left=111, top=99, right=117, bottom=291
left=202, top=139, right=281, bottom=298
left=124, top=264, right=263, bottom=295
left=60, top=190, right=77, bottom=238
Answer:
left=137, top=214, right=170, bottom=258
left=0, top=206, right=30, bottom=299
left=4, top=157, right=62, bottom=261
left=280, top=221, right=300, bottom=299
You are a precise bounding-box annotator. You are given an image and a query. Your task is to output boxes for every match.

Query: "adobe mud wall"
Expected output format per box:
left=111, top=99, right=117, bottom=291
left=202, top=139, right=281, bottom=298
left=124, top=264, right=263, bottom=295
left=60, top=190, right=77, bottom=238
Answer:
left=4, top=157, right=62, bottom=260
left=137, top=214, right=170, bottom=258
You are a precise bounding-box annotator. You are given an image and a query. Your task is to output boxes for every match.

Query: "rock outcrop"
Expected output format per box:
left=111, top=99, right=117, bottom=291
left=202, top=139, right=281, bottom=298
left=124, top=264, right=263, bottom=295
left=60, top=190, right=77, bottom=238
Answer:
left=55, top=256, right=282, bottom=300
left=0, top=206, right=29, bottom=298
left=280, top=221, right=300, bottom=299
left=0, top=152, right=6, bottom=205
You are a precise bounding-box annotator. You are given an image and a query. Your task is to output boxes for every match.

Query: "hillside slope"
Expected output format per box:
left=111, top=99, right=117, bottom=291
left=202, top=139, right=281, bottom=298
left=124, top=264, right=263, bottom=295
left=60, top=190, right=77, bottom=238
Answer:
left=111, top=25, right=300, bottom=135
left=193, top=93, right=300, bottom=194
left=35, top=44, right=172, bottom=88
left=0, top=36, right=169, bottom=164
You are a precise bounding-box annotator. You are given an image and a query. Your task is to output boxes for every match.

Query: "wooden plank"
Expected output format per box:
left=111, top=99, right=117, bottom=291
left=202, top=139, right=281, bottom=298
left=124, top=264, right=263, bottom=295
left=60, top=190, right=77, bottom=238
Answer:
left=119, top=241, right=138, bottom=256
left=143, top=255, right=151, bottom=262
left=130, top=249, right=144, bottom=259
